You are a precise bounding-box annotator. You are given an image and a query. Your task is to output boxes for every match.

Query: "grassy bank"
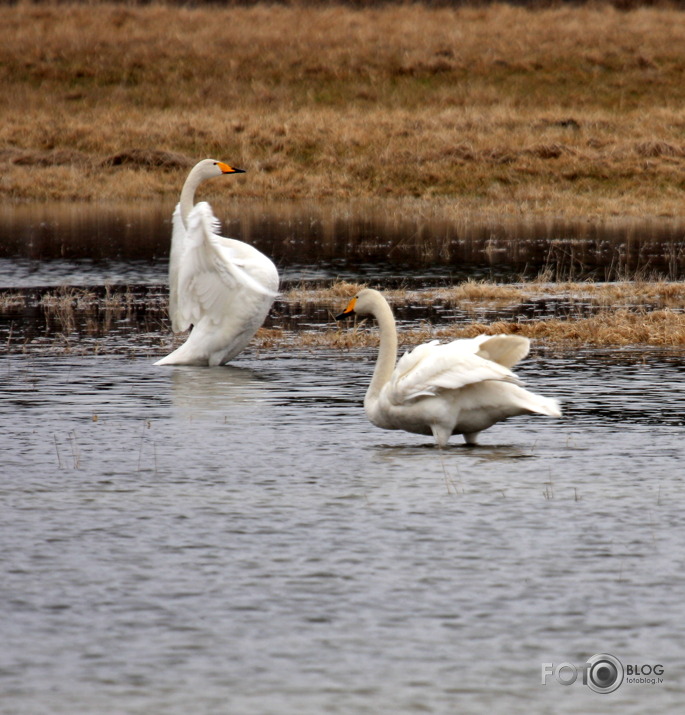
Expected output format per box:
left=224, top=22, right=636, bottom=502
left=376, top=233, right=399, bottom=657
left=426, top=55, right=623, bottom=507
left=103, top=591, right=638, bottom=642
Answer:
left=1, top=2, right=685, bottom=219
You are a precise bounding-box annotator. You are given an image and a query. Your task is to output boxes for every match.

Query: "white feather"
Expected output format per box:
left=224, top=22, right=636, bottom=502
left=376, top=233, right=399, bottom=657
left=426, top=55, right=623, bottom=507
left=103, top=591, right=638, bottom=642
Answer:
left=156, top=160, right=279, bottom=366
left=388, top=339, right=521, bottom=405
left=340, top=289, right=561, bottom=447
left=168, top=203, right=188, bottom=332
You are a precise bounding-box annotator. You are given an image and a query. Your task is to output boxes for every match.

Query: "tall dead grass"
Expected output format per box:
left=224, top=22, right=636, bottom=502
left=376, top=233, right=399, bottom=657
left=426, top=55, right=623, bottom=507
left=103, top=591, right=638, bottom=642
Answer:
left=1, top=3, right=685, bottom=217
left=433, top=309, right=685, bottom=347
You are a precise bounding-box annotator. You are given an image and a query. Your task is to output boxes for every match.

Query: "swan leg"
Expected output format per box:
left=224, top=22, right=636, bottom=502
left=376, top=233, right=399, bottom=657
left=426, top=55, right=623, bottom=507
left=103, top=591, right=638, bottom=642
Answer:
left=463, top=432, right=481, bottom=446
left=431, top=425, right=452, bottom=449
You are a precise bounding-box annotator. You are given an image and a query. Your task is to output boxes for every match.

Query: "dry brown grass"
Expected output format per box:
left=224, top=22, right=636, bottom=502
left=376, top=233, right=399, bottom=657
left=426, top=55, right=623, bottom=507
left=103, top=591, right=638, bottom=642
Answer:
left=434, top=309, right=685, bottom=347
left=1, top=2, right=685, bottom=218
left=4, top=279, right=685, bottom=354
left=293, top=279, right=523, bottom=302
left=272, top=279, right=685, bottom=349
left=255, top=308, right=685, bottom=351
left=282, top=280, right=364, bottom=305
left=281, top=279, right=685, bottom=310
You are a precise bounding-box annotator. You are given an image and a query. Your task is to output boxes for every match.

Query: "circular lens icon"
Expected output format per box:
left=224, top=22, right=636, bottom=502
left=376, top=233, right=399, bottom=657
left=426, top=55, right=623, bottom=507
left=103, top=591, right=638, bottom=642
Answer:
left=586, top=653, right=624, bottom=694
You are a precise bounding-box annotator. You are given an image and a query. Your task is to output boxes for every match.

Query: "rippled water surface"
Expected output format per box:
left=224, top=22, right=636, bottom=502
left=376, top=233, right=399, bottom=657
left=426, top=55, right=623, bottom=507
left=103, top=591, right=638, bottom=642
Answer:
left=2, top=349, right=685, bottom=715
left=1, top=202, right=685, bottom=713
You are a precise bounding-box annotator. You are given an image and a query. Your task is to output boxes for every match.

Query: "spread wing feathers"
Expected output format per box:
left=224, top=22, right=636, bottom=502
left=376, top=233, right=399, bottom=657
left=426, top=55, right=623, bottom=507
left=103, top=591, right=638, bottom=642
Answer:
left=168, top=203, right=188, bottom=332
left=467, top=334, right=530, bottom=368
left=176, top=202, right=276, bottom=327
left=387, top=339, right=522, bottom=406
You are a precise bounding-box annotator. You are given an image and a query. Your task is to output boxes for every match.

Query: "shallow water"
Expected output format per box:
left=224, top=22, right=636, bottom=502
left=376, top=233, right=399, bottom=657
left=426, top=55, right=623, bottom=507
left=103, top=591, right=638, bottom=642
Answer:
left=2, top=201, right=685, bottom=712
left=2, top=349, right=685, bottom=714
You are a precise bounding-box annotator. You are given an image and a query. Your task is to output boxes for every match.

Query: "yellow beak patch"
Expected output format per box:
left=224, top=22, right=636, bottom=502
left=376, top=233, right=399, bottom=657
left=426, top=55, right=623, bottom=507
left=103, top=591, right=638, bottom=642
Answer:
left=342, top=296, right=357, bottom=315
left=218, top=162, right=244, bottom=174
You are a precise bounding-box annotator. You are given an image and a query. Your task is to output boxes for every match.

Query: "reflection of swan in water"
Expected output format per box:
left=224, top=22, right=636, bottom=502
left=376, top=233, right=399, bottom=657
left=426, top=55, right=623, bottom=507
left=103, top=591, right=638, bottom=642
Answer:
left=374, top=443, right=534, bottom=458
left=155, top=159, right=279, bottom=367
left=337, top=288, right=561, bottom=447
left=170, top=365, right=268, bottom=416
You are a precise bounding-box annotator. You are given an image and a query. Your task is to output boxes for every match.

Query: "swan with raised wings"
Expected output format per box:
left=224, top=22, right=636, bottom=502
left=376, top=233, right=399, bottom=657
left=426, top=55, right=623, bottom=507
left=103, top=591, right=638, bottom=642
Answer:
left=155, top=159, right=278, bottom=366
left=336, top=288, right=561, bottom=446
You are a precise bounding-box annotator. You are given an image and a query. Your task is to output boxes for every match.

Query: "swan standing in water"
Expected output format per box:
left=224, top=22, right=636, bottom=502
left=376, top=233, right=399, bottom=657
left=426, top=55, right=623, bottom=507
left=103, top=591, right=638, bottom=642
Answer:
left=155, top=159, right=279, bottom=366
left=336, top=288, right=561, bottom=447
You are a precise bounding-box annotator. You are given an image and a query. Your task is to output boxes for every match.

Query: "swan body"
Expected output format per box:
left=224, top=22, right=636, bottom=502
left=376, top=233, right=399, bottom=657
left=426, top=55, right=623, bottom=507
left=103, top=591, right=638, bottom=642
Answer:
left=156, top=159, right=278, bottom=366
left=337, top=288, right=561, bottom=447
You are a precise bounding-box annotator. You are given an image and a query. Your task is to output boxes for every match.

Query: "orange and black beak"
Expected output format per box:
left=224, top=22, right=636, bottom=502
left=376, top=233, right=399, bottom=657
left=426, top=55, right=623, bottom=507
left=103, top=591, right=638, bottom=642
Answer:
left=335, top=296, right=357, bottom=321
left=217, top=162, right=246, bottom=174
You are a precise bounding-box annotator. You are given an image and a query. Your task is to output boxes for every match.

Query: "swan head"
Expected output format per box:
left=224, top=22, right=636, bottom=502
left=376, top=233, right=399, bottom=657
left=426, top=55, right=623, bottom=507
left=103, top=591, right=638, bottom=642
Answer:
left=335, top=288, right=383, bottom=320
left=180, top=159, right=247, bottom=226
left=193, top=158, right=246, bottom=180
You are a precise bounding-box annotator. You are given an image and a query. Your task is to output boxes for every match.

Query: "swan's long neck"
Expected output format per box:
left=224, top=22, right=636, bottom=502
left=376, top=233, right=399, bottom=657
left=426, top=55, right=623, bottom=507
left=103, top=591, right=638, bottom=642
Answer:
left=366, top=297, right=398, bottom=403
left=179, top=165, right=204, bottom=228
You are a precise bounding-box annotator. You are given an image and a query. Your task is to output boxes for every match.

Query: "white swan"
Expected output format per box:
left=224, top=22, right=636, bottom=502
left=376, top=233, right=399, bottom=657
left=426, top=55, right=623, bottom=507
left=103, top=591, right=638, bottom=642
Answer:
left=336, top=288, right=561, bottom=447
left=155, top=159, right=279, bottom=366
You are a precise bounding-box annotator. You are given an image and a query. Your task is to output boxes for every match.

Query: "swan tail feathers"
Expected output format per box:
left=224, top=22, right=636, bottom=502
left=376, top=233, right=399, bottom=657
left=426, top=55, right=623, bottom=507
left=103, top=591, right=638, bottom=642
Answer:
left=537, top=396, right=562, bottom=418
left=518, top=390, right=562, bottom=418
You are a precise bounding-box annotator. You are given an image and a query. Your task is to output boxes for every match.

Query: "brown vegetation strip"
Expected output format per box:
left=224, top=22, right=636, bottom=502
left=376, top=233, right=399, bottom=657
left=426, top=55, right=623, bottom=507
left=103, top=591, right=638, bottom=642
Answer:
left=2, top=3, right=685, bottom=219
left=256, top=310, right=685, bottom=352
left=3, top=281, right=685, bottom=355
left=436, top=310, right=685, bottom=347
left=284, top=279, right=685, bottom=311
left=265, top=280, right=685, bottom=349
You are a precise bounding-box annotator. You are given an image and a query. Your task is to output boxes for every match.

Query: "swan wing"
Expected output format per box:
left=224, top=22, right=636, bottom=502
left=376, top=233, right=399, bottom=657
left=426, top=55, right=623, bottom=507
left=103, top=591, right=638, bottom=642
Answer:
left=210, top=235, right=279, bottom=298
left=409, top=334, right=530, bottom=368
left=468, top=334, right=530, bottom=368
left=168, top=203, right=189, bottom=332
left=388, top=339, right=520, bottom=405
left=176, top=202, right=277, bottom=327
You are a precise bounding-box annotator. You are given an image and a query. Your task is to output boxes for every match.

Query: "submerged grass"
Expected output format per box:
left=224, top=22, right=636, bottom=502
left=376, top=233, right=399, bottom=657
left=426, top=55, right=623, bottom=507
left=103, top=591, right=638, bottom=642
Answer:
left=273, top=280, right=685, bottom=350
left=283, top=309, right=685, bottom=352
left=282, top=278, right=685, bottom=312
left=3, top=280, right=685, bottom=356
left=2, top=2, right=685, bottom=218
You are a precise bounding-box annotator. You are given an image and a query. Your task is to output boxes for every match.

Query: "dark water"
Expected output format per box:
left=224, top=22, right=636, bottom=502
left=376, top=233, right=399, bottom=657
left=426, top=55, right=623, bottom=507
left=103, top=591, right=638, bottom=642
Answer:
left=1, top=200, right=685, bottom=288
left=1, top=202, right=685, bottom=713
